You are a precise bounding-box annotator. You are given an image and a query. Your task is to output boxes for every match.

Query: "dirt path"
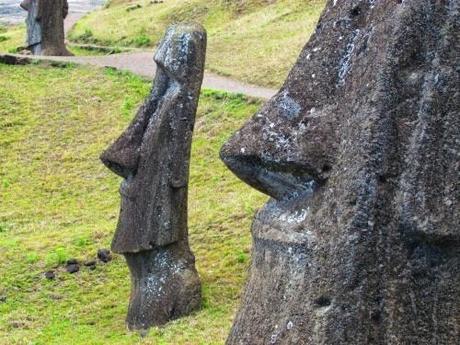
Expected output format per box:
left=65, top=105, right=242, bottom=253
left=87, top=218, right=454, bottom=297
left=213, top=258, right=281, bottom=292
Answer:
left=59, top=14, right=278, bottom=99
left=35, top=52, right=277, bottom=99
left=2, top=9, right=278, bottom=99
left=65, top=12, right=86, bottom=34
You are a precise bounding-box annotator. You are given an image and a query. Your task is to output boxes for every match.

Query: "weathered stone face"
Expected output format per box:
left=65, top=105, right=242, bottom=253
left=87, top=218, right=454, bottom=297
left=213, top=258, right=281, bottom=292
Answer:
left=102, top=24, right=207, bottom=253
left=221, top=1, right=459, bottom=344
left=101, top=23, right=206, bottom=330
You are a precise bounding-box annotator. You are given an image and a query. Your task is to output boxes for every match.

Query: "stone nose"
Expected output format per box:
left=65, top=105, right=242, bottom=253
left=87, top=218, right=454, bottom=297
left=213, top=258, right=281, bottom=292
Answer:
left=220, top=95, right=336, bottom=200
left=220, top=88, right=338, bottom=200
left=220, top=121, right=320, bottom=201
left=100, top=110, right=148, bottom=179
left=220, top=150, right=318, bottom=201
left=100, top=142, right=140, bottom=180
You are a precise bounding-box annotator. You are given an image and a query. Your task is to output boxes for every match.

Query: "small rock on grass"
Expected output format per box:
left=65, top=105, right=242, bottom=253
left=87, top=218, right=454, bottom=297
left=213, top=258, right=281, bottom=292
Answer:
left=84, top=260, right=97, bottom=271
left=97, top=249, right=112, bottom=263
left=84, top=260, right=96, bottom=266
left=66, top=258, right=79, bottom=265
left=66, top=263, right=80, bottom=274
left=44, top=271, right=56, bottom=280
left=0, top=295, right=6, bottom=303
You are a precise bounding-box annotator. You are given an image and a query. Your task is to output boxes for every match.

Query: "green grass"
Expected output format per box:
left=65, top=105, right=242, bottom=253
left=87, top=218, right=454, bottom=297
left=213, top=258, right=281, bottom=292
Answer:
left=0, top=25, right=25, bottom=53
left=0, top=63, right=266, bottom=344
left=69, top=0, right=325, bottom=87
left=0, top=25, right=115, bottom=56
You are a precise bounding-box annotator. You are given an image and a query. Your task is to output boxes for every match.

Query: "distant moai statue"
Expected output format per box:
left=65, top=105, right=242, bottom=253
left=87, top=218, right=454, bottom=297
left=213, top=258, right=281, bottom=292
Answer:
left=221, top=0, right=459, bottom=344
left=20, top=0, right=72, bottom=56
left=101, top=24, right=206, bottom=331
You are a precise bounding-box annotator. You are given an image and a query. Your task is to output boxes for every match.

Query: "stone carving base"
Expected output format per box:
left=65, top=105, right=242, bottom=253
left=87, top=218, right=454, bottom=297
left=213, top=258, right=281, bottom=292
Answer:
left=124, top=242, right=201, bottom=330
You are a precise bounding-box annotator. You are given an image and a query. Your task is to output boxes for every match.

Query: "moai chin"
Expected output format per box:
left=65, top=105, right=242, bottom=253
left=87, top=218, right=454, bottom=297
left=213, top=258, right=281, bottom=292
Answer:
left=221, top=1, right=459, bottom=344
left=101, top=24, right=206, bottom=331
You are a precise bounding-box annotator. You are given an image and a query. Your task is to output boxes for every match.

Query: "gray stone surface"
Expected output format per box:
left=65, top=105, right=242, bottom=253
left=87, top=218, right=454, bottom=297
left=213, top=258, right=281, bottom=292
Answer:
left=101, top=23, right=206, bottom=330
left=21, top=0, right=42, bottom=51
left=21, top=0, right=71, bottom=56
left=220, top=0, right=459, bottom=344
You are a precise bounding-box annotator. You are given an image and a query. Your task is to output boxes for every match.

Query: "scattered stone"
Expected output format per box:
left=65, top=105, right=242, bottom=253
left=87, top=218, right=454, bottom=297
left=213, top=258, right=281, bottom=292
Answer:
left=66, top=258, right=78, bottom=265
left=9, top=320, right=27, bottom=329
left=84, top=260, right=96, bottom=267
left=126, top=4, right=142, bottom=12
left=0, top=295, right=6, bottom=303
left=97, top=249, right=112, bottom=263
left=139, top=328, right=149, bottom=338
left=65, top=263, right=79, bottom=274
left=84, top=260, right=97, bottom=271
left=49, top=294, right=62, bottom=300
left=44, top=271, right=55, bottom=280
left=0, top=54, right=32, bottom=65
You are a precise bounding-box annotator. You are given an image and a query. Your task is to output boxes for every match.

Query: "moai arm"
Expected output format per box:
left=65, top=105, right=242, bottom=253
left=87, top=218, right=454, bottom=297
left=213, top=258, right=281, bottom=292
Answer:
left=168, top=89, right=200, bottom=189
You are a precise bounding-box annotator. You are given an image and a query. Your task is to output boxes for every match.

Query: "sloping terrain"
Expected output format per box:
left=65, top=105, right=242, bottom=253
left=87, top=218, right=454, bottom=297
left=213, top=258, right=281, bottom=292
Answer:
left=0, top=63, right=266, bottom=344
left=69, top=0, right=325, bottom=87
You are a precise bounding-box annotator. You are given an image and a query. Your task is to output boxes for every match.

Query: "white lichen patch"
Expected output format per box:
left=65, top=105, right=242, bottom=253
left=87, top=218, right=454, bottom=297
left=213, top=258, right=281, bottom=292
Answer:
left=277, top=90, right=302, bottom=120
left=337, top=29, right=361, bottom=86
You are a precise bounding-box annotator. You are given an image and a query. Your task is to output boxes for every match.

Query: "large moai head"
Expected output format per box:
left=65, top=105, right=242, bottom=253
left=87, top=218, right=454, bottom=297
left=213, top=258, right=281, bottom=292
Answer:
left=221, top=1, right=459, bottom=344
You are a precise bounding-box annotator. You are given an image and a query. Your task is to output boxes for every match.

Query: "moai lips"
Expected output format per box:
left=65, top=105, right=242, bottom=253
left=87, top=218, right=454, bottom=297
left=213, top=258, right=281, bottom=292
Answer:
left=221, top=1, right=459, bottom=344
left=101, top=23, right=206, bottom=330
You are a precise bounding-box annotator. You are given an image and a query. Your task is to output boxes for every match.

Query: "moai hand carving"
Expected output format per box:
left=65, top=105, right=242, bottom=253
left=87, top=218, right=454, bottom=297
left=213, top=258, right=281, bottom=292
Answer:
left=101, top=24, right=206, bottom=331
left=221, top=1, right=459, bottom=344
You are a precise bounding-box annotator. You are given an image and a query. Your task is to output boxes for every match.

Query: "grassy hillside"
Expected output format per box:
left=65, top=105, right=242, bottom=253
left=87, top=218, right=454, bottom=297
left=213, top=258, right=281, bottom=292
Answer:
left=69, top=0, right=325, bottom=87
left=0, top=62, right=266, bottom=344
left=0, top=24, right=112, bottom=56
left=0, top=25, right=24, bottom=53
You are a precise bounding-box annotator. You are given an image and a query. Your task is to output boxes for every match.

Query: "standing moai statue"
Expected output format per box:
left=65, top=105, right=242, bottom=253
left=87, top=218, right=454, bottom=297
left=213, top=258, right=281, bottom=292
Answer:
left=221, top=0, right=459, bottom=344
left=101, top=24, right=206, bottom=331
left=20, top=0, right=72, bottom=56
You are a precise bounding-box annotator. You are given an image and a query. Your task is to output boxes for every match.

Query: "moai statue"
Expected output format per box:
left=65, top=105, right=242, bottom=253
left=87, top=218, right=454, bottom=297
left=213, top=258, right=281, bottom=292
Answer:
left=101, top=24, right=206, bottom=330
left=20, top=0, right=71, bottom=56
left=221, top=0, right=459, bottom=344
